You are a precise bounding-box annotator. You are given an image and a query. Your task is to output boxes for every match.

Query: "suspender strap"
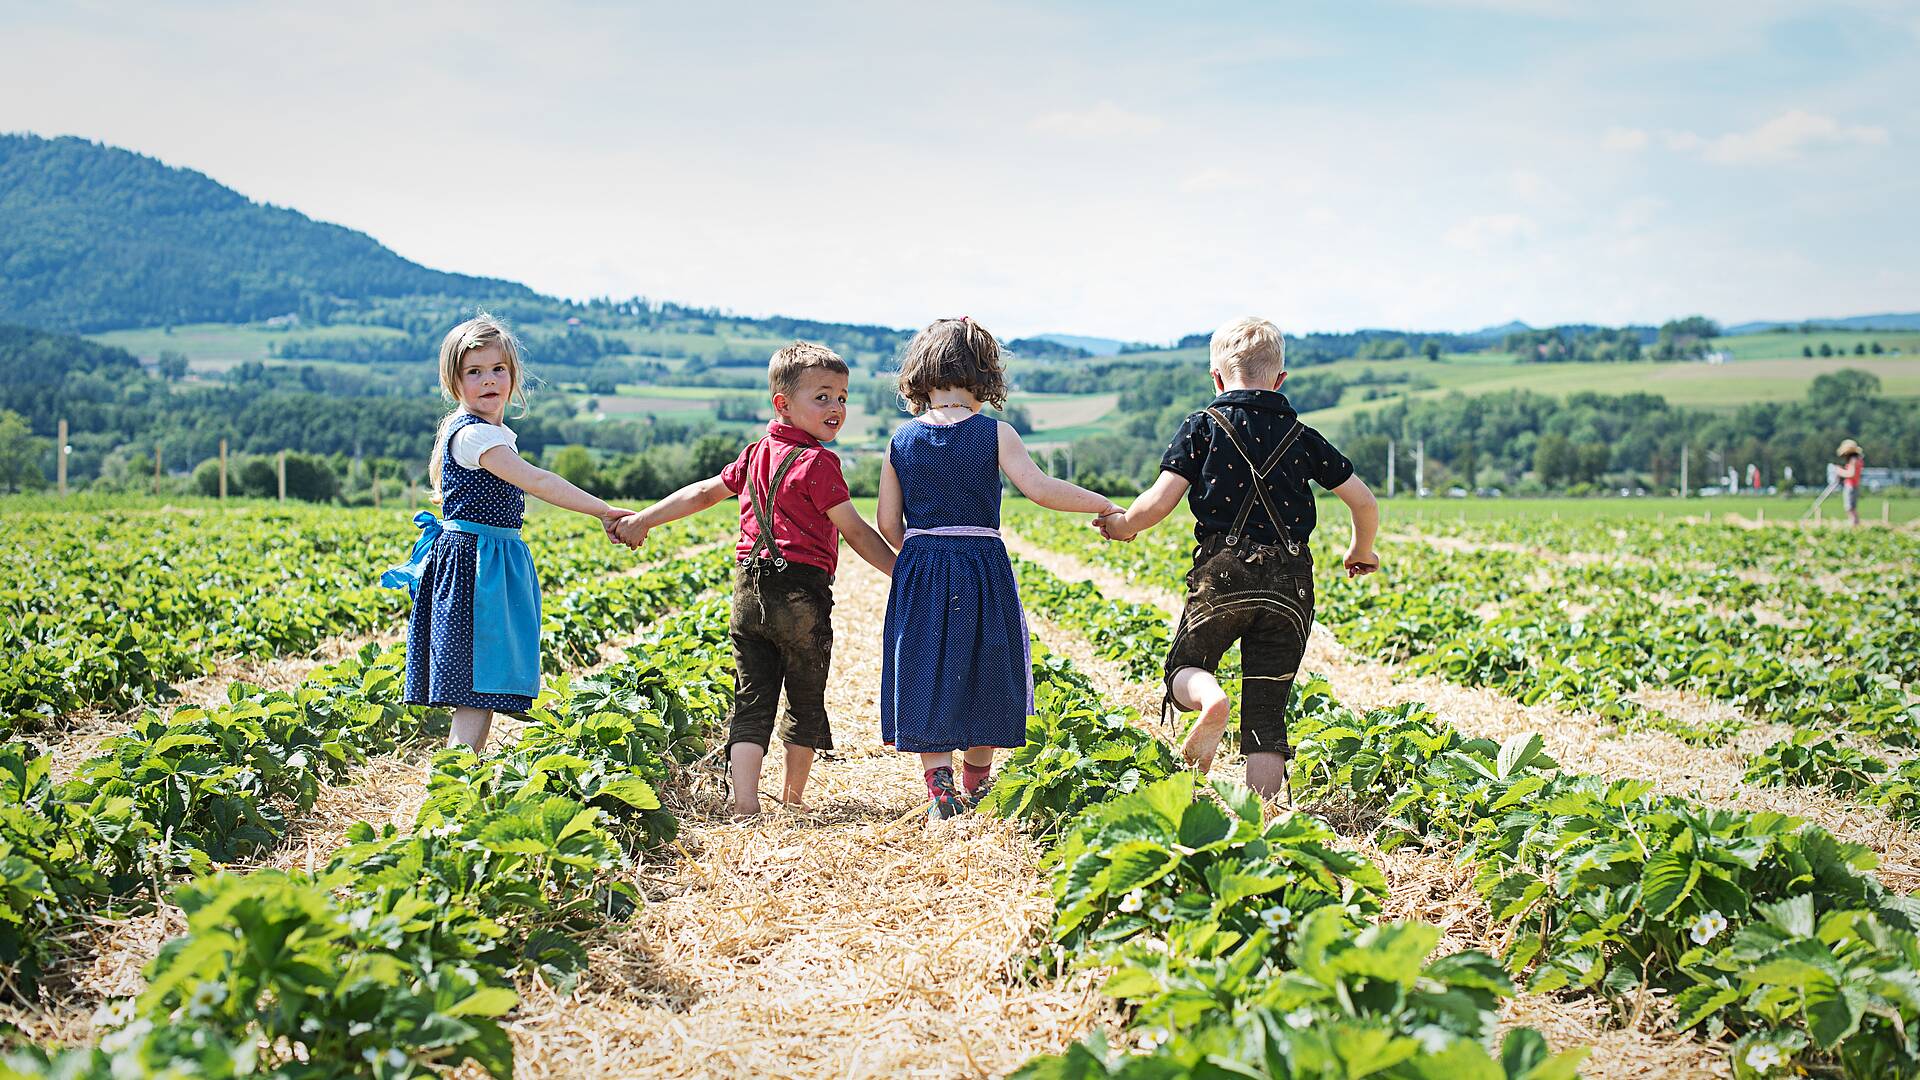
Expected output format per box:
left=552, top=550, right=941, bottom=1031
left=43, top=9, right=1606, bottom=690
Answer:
left=1204, top=407, right=1304, bottom=551
left=743, top=439, right=807, bottom=568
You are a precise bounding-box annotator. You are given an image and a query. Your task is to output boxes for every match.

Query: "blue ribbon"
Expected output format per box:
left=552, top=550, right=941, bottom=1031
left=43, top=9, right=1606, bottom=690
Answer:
left=380, top=511, right=443, bottom=596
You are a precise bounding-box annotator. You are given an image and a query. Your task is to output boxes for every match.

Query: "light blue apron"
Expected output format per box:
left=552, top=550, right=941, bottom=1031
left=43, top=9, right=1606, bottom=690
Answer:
left=382, top=511, right=542, bottom=698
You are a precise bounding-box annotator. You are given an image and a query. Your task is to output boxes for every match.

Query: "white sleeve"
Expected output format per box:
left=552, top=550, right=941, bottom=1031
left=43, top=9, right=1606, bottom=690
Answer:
left=452, top=424, right=518, bottom=470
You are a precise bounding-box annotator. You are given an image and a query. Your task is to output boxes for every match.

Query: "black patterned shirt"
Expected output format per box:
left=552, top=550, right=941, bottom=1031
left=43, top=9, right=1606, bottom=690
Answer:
left=1159, top=389, right=1354, bottom=547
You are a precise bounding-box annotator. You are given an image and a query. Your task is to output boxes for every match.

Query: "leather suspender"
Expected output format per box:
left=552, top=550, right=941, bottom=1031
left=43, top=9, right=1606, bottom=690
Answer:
left=1203, top=407, right=1304, bottom=555
left=742, top=439, right=807, bottom=571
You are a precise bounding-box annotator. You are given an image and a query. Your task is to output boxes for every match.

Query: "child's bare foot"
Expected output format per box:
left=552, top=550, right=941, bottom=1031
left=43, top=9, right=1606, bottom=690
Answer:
left=772, top=796, right=812, bottom=813
left=1180, top=697, right=1232, bottom=773
left=731, top=796, right=762, bottom=819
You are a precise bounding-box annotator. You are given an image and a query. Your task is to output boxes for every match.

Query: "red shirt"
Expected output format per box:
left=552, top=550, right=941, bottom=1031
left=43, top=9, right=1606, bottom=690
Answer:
left=720, top=422, right=852, bottom=574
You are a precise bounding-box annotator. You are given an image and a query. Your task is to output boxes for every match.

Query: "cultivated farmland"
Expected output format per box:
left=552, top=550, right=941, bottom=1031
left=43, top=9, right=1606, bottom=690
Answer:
left=1, top=496, right=1916, bottom=1078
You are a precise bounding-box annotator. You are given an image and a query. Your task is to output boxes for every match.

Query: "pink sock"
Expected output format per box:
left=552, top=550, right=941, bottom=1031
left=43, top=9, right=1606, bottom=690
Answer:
left=962, top=761, right=991, bottom=793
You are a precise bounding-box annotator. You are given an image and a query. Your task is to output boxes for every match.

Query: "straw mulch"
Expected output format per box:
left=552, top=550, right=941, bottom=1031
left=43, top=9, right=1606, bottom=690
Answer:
left=498, top=554, right=1107, bottom=1078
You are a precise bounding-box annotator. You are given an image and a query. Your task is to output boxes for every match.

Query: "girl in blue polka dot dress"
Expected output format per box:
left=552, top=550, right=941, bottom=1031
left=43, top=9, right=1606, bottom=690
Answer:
left=383, top=314, right=635, bottom=752
left=877, top=317, right=1123, bottom=821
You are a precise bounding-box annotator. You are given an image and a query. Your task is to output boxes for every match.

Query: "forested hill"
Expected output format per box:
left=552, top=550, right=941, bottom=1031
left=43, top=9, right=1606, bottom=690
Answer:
left=0, top=134, right=532, bottom=333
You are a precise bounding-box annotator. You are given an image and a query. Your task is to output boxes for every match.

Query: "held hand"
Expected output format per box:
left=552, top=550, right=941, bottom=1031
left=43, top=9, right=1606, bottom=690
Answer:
left=1093, top=510, right=1135, bottom=543
left=1344, top=546, right=1380, bottom=577
left=605, top=509, right=647, bottom=548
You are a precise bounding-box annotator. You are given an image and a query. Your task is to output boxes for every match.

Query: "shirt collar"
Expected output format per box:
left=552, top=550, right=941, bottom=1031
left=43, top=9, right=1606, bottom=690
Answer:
left=1210, top=388, right=1295, bottom=415
left=765, top=420, right=820, bottom=447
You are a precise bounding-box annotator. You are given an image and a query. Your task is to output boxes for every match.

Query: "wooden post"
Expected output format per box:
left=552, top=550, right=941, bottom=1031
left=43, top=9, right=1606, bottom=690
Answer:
left=1387, top=439, right=1396, bottom=498
left=56, top=420, right=68, bottom=496
left=276, top=451, right=287, bottom=502
left=371, top=462, right=381, bottom=508
left=1885, top=501, right=1892, bottom=526
left=1757, top=507, right=1765, bottom=526
left=154, top=445, right=162, bottom=494
left=219, top=439, right=228, bottom=500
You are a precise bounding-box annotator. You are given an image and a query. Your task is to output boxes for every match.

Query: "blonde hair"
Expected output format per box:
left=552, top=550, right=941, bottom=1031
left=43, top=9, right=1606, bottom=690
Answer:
left=428, top=312, right=528, bottom=503
left=1210, top=316, right=1286, bottom=383
left=895, top=316, right=1008, bottom=412
left=768, top=340, right=849, bottom=399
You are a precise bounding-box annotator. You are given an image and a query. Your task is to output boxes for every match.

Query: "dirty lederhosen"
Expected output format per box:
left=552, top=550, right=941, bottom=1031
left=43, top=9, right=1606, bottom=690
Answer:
left=726, top=440, right=835, bottom=752
left=1164, top=408, right=1314, bottom=758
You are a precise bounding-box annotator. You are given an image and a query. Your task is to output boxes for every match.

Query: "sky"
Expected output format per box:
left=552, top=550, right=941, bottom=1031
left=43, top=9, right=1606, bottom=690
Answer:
left=2, top=0, right=1915, bottom=341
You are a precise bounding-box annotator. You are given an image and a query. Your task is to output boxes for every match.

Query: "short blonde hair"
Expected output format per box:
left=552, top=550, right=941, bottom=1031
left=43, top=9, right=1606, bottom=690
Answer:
left=769, top=340, right=848, bottom=398
left=429, top=312, right=527, bottom=503
left=1209, top=317, right=1286, bottom=383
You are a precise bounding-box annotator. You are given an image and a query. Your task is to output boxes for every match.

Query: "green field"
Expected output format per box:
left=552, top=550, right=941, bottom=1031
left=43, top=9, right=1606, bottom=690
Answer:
left=90, top=321, right=408, bottom=371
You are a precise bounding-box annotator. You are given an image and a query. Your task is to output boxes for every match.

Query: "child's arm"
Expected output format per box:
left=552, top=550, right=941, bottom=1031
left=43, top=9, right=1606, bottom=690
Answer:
left=478, top=446, right=630, bottom=526
left=1332, top=475, right=1380, bottom=576
left=1095, top=470, right=1191, bottom=542
left=611, top=475, right=732, bottom=545
left=826, top=501, right=897, bottom=577
left=876, top=454, right=906, bottom=551
left=995, top=421, right=1121, bottom=516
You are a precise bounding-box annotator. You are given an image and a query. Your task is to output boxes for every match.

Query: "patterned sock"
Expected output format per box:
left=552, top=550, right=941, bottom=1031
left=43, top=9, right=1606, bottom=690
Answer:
left=962, top=761, right=991, bottom=794
left=925, top=766, right=956, bottom=800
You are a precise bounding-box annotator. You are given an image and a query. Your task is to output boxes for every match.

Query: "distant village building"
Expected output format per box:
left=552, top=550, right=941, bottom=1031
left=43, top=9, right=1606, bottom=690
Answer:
left=263, top=313, right=302, bottom=328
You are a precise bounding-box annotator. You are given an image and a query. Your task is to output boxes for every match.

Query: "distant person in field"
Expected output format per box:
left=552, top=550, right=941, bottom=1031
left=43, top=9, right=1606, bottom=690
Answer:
left=383, top=313, right=635, bottom=753
left=1094, top=316, right=1380, bottom=799
left=877, top=317, right=1122, bottom=822
left=611, top=342, right=897, bottom=818
left=1836, top=438, right=1865, bottom=527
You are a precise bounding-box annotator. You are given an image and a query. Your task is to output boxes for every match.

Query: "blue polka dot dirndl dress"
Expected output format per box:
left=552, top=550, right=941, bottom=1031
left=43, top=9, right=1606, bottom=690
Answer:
left=383, top=413, right=543, bottom=714
left=881, top=412, right=1033, bottom=753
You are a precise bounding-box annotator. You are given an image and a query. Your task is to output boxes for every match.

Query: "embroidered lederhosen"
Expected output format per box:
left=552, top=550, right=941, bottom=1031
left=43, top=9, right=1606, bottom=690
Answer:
left=727, top=439, right=836, bottom=753
left=1163, top=409, right=1316, bottom=797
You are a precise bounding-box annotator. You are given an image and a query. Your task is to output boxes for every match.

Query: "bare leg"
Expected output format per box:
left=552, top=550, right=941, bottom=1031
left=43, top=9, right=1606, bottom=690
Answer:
left=779, top=743, right=814, bottom=809
left=961, top=747, right=994, bottom=768
left=730, top=742, right=767, bottom=817
left=919, top=751, right=954, bottom=773
left=1244, top=752, right=1290, bottom=799
left=1169, top=667, right=1232, bottom=773
left=449, top=707, right=493, bottom=752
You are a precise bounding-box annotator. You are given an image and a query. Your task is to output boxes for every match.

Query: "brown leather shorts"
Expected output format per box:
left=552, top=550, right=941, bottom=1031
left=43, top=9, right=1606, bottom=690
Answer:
left=1165, top=537, right=1314, bottom=756
left=727, top=560, right=835, bottom=751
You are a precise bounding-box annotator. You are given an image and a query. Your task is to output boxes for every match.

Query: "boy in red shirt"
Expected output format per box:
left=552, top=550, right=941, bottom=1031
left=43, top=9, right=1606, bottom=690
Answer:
left=613, top=342, right=896, bottom=816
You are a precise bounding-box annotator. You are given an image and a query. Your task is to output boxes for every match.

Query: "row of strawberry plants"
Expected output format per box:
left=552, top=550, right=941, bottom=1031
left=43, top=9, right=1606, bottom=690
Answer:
left=0, top=551, right=729, bottom=1001
left=1743, top=730, right=1920, bottom=824
left=1286, top=679, right=1920, bottom=1078
left=976, top=630, right=1583, bottom=1076
left=10, top=594, right=735, bottom=1077
left=1, top=508, right=706, bottom=731
left=1011, top=507, right=1917, bottom=749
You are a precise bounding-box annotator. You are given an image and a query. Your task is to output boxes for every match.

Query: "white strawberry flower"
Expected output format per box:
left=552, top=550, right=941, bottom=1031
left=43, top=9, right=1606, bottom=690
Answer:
left=1689, top=910, right=1727, bottom=945
left=1136, top=1026, right=1170, bottom=1050
left=186, top=980, right=228, bottom=1018
left=1149, top=897, right=1177, bottom=923
left=1117, top=890, right=1144, bottom=913
left=1284, top=1007, right=1315, bottom=1029
left=1260, top=905, right=1293, bottom=932
left=1744, top=1042, right=1786, bottom=1073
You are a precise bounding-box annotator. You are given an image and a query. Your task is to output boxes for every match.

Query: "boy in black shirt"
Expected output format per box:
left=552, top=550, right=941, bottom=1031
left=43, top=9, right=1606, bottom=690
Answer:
left=1095, top=317, right=1379, bottom=797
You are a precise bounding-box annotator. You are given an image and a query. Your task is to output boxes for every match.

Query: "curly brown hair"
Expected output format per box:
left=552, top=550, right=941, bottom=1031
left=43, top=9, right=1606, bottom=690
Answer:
left=895, top=316, right=1008, bottom=412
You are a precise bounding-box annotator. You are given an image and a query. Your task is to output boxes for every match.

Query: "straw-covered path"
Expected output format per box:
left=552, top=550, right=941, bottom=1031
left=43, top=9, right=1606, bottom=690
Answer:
left=502, top=553, right=1104, bottom=1078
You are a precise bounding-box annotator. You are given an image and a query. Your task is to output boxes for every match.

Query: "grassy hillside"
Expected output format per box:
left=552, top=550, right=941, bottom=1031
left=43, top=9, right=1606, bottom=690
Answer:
left=0, top=134, right=530, bottom=332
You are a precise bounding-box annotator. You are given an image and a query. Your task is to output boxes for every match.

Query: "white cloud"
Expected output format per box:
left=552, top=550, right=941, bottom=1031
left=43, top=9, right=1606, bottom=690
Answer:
left=1602, top=126, right=1648, bottom=152
left=1029, top=101, right=1164, bottom=139
left=1613, top=196, right=1665, bottom=231
left=1665, top=109, right=1889, bottom=164
left=1444, top=213, right=1537, bottom=252
left=1179, top=167, right=1256, bottom=193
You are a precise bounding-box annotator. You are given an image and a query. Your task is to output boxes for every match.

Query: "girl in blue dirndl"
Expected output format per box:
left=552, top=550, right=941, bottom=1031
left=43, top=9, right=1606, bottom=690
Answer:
left=878, top=317, right=1123, bottom=821
left=383, top=314, right=634, bottom=751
